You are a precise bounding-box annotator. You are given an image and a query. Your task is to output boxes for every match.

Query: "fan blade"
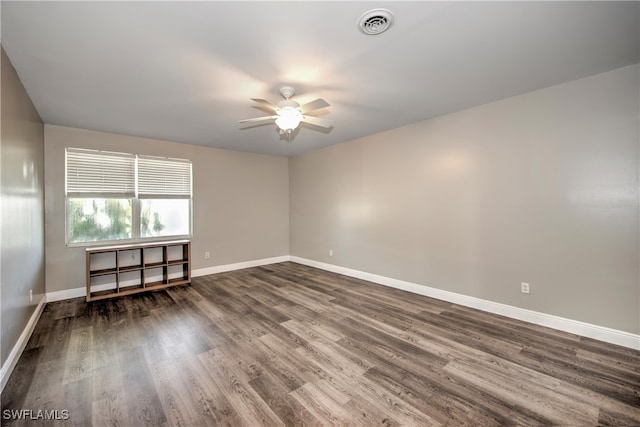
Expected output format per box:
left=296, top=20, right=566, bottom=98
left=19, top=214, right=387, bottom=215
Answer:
left=238, top=115, right=277, bottom=124
left=251, top=98, right=279, bottom=112
left=302, top=115, right=333, bottom=128
left=298, top=98, right=330, bottom=113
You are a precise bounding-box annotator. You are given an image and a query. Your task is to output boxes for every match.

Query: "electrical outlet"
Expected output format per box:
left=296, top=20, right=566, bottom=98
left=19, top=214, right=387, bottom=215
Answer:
left=329, top=249, right=333, bottom=257
left=205, top=251, right=210, bottom=259
left=521, top=282, right=530, bottom=294
left=29, top=290, right=33, bottom=303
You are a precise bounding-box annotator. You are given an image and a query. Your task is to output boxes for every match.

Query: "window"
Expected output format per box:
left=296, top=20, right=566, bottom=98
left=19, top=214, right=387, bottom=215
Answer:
left=66, top=148, right=192, bottom=245
left=137, top=156, right=192, bottom=239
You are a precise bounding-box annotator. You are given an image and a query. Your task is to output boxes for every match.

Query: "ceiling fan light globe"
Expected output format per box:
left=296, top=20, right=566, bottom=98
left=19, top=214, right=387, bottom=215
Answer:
left=275, top=107, right=302, bottom=132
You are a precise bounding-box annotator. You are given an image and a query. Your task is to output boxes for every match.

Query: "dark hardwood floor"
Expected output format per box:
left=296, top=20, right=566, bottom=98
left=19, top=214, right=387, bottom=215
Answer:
left=2, top=262, right=639, bottom=426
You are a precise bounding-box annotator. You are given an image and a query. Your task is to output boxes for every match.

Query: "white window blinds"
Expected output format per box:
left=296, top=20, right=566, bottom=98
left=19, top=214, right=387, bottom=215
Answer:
left=137, top=156, right=192, bottom=198
left=66, top=148, right=135, bottom=197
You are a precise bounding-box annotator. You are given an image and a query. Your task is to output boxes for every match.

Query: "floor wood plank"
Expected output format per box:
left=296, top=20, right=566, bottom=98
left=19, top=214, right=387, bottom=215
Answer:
left=2, top=261, right=639, bottom=426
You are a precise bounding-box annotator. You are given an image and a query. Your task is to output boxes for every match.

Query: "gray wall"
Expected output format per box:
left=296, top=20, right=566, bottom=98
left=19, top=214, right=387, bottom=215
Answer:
left=290, top=64, right=639, bottom=334
left=45, top=125, right=289, bottom=293
left=1, top=46, right=45, bottom=365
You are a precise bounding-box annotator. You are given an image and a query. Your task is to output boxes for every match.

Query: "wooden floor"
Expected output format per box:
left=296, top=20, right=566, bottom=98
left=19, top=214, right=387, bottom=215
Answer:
left=2, top=262, right=639, bottom=426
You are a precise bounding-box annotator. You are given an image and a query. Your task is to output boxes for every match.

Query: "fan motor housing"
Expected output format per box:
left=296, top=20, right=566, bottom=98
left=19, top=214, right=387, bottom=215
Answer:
left=277, top=99, right=299, bottom=108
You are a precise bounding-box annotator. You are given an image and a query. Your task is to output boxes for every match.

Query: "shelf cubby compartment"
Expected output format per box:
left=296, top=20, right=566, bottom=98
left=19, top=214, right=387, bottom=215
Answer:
left=143, top=246, right=164, bottom=267
left=144, top=266, right=165, bottom=288
left=88, top=251, right=116, bottom=273
left=167, top=264, right=189, bottom=284
left=86, top=240, right=191, bottom=301
left=167, top=243, right=189, bottom=263
left=118, top=248, right=142, bottom=270
left=89, top=273, right=118, bottom=295
left=119, top=270, right=143, bottom=292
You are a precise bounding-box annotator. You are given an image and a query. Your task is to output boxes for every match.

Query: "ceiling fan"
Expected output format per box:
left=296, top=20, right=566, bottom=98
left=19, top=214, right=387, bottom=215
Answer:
left=239, top=86, right=332, bottom=136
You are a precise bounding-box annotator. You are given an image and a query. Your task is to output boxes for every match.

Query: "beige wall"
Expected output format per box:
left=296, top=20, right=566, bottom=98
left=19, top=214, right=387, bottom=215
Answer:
left=1, top=47, right=45, bottom=365
left=290, top=64, right=640, bottom=334
left=45, top=125, right=289, bottom=293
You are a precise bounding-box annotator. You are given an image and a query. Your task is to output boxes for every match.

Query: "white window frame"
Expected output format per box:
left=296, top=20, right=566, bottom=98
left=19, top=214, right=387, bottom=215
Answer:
left=65, top=147, right=193, bottom=246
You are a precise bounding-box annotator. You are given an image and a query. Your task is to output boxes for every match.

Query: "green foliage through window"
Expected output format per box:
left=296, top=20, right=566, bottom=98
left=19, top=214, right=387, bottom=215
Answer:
left=68, top=199, right=132, bottom=243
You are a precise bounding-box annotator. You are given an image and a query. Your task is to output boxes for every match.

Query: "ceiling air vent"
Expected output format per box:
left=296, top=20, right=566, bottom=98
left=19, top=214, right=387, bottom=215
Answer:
left=358, top=9, right=394, bottom=35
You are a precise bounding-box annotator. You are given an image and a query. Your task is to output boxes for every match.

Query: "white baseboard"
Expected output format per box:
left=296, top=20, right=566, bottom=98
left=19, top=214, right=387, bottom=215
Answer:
left=0, top=295, right=47, bottom=392
left=47, top=282, right=119, bottom=302
left=192, top=255, right=291, bottom=277
left=290, top=256, right=640, bottom=350
left=47, top=287, right=86, bottom=302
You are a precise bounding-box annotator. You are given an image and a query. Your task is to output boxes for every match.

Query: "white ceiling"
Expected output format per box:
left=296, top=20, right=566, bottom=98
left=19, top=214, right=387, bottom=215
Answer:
left=2, top=1, right=638, bottom=157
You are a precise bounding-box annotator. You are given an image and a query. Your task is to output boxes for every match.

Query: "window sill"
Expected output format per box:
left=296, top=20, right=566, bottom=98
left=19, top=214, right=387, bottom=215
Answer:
left=66, top=235, right=192, bottom=248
